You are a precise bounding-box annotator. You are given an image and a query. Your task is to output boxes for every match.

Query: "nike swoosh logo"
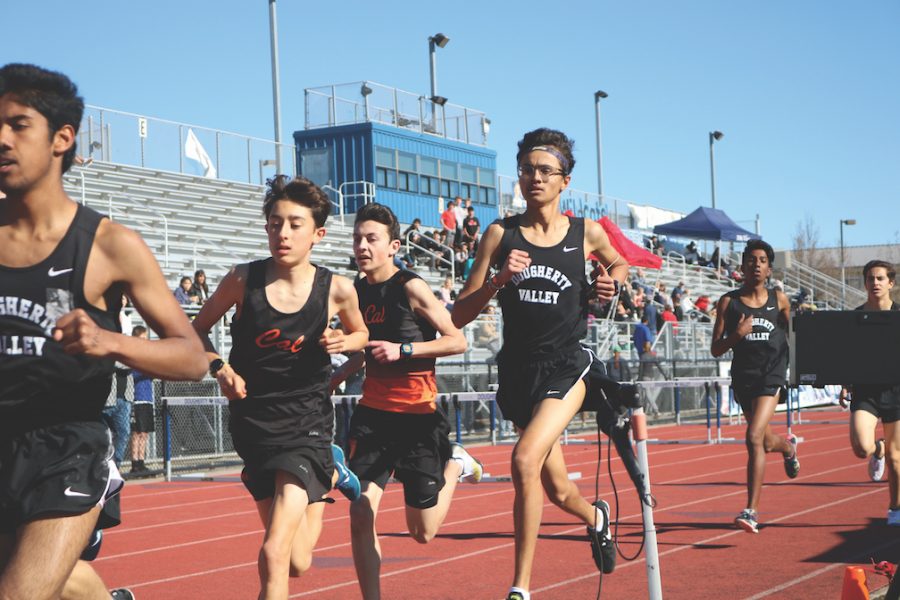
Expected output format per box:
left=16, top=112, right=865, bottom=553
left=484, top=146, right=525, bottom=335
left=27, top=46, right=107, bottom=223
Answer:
left=563, top=246, right=579, bottom=253
left=546, top=390, right=561, bottom=394
left=64, top=486, right=91, bottom=497
left=48, top=267, right=73, bottom=277
left=765, top=306, right=775, bottom=311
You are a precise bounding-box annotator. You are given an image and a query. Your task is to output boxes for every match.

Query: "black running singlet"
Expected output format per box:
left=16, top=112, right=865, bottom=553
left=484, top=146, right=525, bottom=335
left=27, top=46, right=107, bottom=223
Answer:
left=0, top=204, right=120, bottom=433
left=493, top=215, right=589, bottom=358
left=228, top=259, right=333, bottom=447
left=354, top=270, right=437, bottom=379
left=723, top=288, right=788, bottom=387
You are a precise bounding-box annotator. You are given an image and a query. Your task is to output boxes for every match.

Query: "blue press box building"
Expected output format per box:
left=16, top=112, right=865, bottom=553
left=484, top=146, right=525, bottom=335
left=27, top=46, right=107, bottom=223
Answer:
left=294, top=81, right=498, bottom=231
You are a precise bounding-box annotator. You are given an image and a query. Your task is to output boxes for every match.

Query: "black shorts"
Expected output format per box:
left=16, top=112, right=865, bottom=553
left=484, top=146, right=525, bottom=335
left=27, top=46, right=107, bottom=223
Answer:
left=496, top=346, right=593, bottom=429
left=732, top=380, right=786, bottom=415
left=348, top=404, right=452, bottom=509
left=235, top=439, right=333, bottom=504
left=131, top=403, right=155, bottom=433
left=851, top=386, right=900, bottom=424
left=0, top=421, right=124, bottom=533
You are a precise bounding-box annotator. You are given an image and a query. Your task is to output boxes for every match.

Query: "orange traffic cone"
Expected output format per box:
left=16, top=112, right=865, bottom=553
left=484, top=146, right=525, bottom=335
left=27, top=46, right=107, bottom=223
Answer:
left=841, top=566, right=870, bottom=600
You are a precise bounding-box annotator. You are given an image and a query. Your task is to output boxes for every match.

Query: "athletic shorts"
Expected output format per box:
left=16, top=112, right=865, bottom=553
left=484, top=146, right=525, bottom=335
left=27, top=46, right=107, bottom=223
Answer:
left=131, top=403, right=155, bottom=433
left=851, top=386, right=900, bottom=424
left=348, top=404, right=452, bottom=509
left=495, top=346, right=593, bottom=429
left=0, top=421, right=124, bottom=533
left=234, top=438, right=333, bottom=504
left=731, top=380, right=786, bottom=415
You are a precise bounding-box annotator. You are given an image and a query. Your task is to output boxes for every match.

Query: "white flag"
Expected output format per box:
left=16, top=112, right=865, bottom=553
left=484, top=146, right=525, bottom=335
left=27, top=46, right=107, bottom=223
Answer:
left=184, top=128, right=217, bottom=178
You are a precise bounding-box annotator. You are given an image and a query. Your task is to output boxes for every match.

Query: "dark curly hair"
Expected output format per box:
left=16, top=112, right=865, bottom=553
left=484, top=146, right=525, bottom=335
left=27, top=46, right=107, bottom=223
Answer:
left=742, top=239, right=775, bottom=265
left=0, top=63, right=84, bottom=173
left=262, top=175, right=331, bottom=227
left=354, top=202, right=400, bottom=241
left=516, top=128, right=576, bottom=175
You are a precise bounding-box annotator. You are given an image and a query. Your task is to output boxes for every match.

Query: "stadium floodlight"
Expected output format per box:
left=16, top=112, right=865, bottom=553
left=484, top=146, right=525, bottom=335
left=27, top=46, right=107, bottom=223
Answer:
left=594, top=90, right=608, bottom=199
left=709, top=130, right=724, bottom=209
left=428, top=33, right=451, bottom=102
left=840, top=218, right=857, bottom=308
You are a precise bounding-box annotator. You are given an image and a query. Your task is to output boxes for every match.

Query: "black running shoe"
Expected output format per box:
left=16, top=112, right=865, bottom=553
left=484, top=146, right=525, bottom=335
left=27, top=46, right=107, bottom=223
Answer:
left=588, top=499, right=616, bottom=574
left=506, top=593, right=526, bottom=600
left=110, top=589, right=135, bottom=600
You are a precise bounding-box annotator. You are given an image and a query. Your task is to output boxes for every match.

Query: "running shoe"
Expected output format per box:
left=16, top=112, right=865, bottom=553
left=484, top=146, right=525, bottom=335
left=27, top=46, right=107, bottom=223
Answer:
left=451, top=443, right=483, bottom=483
left=887, top=508, right=900, bottom=526
left=506, top=593, right=527, bottom=600
left=783, top=434, right=800, bottom=479
left=869, top=439, right=886, bottom=482
left=587, top=499, right=616, bottom=574
left=110, top=590, right=135, bottom=600
left=331, top=444, right=361, bottom=501
left=735, top=509, right=759, bottom=533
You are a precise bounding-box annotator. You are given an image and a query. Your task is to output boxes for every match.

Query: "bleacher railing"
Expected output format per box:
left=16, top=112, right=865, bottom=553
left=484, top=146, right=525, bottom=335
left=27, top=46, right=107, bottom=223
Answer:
left=305, top=81, right=489, bottom=147
left=79, top=105, right=296, bottom=185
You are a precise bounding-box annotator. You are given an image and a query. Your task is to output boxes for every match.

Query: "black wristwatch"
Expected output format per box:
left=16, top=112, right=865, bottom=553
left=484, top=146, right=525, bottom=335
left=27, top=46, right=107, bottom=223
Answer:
left=209, top=358, right=226, bottom=378
left=399, top=342, right=414, bottom=359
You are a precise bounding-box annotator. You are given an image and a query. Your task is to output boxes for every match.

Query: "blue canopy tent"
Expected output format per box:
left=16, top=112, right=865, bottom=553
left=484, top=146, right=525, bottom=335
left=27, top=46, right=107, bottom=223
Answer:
left=652, top=207, right=760, bottom=242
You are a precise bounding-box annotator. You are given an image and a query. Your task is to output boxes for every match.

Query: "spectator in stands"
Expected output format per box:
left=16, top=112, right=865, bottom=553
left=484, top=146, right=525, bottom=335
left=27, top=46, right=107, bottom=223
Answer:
left=403, top=219, right=428, bottom=265
left=128, top=326, right=154, bottom=475
left=441, top=199, right=457, bottom=248
left=190, top=269, right=210, bottom=304
left=633, top=314, right=653, bottom=358
left=694, top=294, right=712, bottom=322
left=680, top=288, right=694, bottom=320
left=174, top=276, right=199, bottom=305
left=454, top=243, right=468, bottom=281
left=671, top=281, right=685, bottom=320
left=462, top=206, right=480, bottom=247
left=101, top=298, right=133, bottom=467
left=474, top=304, right=501, bottom=361
left=438, top=275, right=456, bottom=310
left=654, top=282, right=667, bottom=306
left=605, top=346, right=632, bottom=382
left=464, top=240, right=477, bottom=280
left=453, top=196, right=466, bottom=243
left=644, top=299, right=659, bottom=338
left=638, top=341, right=667, bottom=416
left=684, top=241, right=701, bottom=264
left=661, top=302, right=678, bottom=333
left=631, top=267, right=647, bottom=291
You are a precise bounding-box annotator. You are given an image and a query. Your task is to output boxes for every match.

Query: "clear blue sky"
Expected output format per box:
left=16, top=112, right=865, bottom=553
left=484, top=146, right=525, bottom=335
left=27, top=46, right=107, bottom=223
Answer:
left=7, top=0, right=899, bottom=251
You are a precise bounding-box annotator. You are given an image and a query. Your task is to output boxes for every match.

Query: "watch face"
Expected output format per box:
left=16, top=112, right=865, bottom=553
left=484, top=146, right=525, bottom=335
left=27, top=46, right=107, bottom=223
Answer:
left=401, top=343, right=413, bottom=357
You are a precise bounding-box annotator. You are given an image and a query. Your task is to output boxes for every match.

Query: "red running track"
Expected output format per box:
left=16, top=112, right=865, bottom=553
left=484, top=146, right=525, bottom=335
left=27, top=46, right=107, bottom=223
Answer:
left=92, top=407, right=899, bottom=599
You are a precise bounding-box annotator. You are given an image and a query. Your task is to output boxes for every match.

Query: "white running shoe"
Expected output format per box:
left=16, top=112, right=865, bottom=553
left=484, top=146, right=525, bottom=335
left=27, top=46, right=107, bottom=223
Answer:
left=451, top=443, right=483, bottom=483
left=869, top=439, right=886, bottom=482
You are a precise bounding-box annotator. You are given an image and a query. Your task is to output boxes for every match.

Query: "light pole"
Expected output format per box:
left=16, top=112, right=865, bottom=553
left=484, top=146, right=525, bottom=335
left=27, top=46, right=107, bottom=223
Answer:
left=594, top=90, right=608, bottom=201
left=709, top=130, right=724, bottom=209
left=268, top=0, right=283, bottom=174
left=840, top=218, right=856, bottom=308
left=428, top=33, right=450, bottom=104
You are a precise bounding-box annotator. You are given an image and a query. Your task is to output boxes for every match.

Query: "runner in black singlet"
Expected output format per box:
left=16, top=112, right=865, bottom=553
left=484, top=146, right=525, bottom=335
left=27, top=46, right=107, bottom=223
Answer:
left=191, top=175, right=368, bottom=598
left=711, top=239, right=796, bottom=534
left=330, top=203, right=480, bottom=600
left=0, top=63, right=206, bottom=600
left=452, top=129, right=629, bottom=600
left=839, top=260, right=900, bottom=525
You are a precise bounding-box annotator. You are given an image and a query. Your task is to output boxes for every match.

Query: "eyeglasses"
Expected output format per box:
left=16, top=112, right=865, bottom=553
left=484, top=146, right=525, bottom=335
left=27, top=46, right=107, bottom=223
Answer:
left=517, top=164, right=566, bottom=180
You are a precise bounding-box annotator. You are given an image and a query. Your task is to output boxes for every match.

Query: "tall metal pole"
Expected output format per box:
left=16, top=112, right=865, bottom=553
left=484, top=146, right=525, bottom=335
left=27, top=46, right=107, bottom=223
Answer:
left=594, top=90, right=608, bottom=201
left=709, top=131, right=723, bottom=210
left=428, top=38, right=437, bottom=100
left=840, top=221, right=845, bottom=309
left=268, top=0, right=283, bottom=174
